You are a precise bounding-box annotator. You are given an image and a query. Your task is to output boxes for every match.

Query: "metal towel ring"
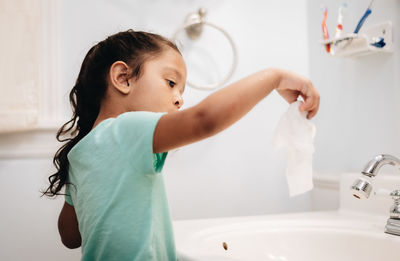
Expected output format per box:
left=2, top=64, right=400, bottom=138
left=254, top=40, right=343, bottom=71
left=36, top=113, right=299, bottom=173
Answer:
left=172, top=8, right=238, bottom=91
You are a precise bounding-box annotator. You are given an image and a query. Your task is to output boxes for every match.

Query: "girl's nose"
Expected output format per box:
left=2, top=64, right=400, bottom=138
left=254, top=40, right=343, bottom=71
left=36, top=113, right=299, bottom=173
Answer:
left=174, top=96, right=184, bottom=109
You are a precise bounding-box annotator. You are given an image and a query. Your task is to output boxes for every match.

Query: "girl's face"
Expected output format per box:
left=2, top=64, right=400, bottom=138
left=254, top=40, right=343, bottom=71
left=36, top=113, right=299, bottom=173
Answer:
left=128, top=48, right=187, bottom=113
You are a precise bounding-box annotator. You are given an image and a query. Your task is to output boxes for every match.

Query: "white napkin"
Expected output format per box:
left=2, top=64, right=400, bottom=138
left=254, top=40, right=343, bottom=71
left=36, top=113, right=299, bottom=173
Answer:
left=272, top=101, right=316, bottom=197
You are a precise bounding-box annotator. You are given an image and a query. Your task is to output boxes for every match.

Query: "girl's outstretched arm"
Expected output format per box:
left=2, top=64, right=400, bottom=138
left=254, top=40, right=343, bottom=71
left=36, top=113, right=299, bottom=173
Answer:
left=153, top=68, right=319, bottom=153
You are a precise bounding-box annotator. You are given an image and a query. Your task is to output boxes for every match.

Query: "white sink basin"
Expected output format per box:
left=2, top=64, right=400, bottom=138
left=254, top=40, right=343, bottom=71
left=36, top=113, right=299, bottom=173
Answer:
left=173, top=211, right=400, bottom=261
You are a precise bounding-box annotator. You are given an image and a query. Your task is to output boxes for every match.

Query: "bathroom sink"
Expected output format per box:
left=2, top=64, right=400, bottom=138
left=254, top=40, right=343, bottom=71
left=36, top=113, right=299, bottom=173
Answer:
left=174, top=173, right=400, bottom=260
left=173, top=211, right=400, bottom=261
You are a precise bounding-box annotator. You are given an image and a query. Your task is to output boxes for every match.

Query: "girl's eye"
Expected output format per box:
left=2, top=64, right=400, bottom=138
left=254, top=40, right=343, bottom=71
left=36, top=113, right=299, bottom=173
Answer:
left=167, top=80, right=176, bottom=88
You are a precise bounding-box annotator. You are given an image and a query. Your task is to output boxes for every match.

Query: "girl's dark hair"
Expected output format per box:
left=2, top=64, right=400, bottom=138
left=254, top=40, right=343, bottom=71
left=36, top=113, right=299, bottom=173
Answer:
left=41, top=29, right=180, bottom=198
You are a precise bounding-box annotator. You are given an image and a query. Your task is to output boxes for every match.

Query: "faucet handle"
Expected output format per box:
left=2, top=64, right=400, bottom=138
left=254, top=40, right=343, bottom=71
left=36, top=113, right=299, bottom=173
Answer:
left=390, top=190, right=400, bottom=201
left=390, top=190, right=400, bottom=219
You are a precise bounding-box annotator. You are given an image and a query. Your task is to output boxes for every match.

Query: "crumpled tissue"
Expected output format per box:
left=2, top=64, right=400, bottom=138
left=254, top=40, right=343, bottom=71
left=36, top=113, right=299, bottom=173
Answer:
left=272, top=101, right=316, bottom=197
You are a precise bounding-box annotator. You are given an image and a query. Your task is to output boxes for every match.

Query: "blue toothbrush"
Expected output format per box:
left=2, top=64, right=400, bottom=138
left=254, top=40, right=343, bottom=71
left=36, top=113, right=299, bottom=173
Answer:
left=354, top=0, right=374, bottom=34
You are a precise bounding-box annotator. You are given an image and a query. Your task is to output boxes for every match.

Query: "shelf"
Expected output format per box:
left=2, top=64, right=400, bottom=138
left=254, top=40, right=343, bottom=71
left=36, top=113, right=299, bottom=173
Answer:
left=320, top=21, right=393, bottom=58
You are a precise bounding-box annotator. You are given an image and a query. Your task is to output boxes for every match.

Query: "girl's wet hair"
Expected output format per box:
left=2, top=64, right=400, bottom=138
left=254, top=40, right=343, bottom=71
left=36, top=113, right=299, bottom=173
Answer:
left=41, top=29, right=180, bottom=198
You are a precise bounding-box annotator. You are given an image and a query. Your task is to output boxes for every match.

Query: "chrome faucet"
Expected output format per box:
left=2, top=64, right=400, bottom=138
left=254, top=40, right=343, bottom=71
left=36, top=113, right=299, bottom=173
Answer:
left=351, top=154, right=400, bottom=236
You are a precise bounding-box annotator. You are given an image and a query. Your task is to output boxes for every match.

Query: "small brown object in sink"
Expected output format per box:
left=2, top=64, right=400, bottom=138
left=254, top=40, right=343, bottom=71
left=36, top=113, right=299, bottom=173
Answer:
left=222, top=242, right=228, bottom=250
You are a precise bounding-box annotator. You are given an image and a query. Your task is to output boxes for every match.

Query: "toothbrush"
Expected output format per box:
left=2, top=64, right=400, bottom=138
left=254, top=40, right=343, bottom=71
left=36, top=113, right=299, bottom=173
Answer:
left=354, top=0, right=374, bottom=34
left=335, top=3, right=347, bottom=38
left=321, top=6, right=331, bottom=53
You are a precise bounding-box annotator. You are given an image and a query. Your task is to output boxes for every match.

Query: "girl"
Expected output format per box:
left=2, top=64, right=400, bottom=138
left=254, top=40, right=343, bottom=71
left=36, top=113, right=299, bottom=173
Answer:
left=42, top=29, right=319, bottom=260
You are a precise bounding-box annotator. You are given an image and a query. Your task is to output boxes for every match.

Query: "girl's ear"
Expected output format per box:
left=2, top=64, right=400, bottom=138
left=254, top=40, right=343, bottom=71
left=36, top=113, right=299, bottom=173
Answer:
left=109, top=61, right=132, bottom=95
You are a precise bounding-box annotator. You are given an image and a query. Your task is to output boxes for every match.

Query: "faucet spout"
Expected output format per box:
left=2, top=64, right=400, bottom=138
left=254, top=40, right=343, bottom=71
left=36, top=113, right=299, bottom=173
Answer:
left=351, top=154, right=400, bottom=199
left=362, top=154, right=400, bottom=177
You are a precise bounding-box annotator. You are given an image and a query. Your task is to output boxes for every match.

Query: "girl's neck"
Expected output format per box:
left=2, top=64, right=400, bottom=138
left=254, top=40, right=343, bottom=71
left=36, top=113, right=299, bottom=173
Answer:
left=92, top=107, right=125, bottom=131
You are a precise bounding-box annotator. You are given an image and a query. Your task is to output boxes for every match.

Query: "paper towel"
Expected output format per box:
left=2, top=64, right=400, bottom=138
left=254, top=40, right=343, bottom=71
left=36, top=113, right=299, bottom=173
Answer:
left=272, top=101, right=316, bottom=197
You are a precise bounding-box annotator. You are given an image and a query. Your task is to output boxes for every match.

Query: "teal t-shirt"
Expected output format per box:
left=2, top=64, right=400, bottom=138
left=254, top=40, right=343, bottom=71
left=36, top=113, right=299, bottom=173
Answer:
left=65, top=111, right=176, bottom=261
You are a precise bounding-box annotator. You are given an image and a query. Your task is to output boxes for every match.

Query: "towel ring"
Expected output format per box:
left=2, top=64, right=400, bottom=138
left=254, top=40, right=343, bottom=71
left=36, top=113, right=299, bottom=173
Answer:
left=172, top=8, right=238, bottom=91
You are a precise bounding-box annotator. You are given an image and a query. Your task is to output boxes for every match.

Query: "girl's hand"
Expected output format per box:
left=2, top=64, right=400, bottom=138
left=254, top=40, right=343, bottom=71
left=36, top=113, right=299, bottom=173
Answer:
left=274, top=69, right=320, bottom=119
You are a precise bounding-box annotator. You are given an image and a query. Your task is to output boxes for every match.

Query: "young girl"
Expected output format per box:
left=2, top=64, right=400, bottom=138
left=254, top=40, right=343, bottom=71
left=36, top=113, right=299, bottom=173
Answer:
left=42, top=29, right=319, bottom=260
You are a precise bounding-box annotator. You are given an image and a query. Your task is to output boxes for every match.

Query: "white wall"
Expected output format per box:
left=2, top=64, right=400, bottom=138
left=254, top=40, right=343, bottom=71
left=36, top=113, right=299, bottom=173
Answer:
left=0, top=0, right=309, bottom=260
left=308, top=0, right=400, bottom=209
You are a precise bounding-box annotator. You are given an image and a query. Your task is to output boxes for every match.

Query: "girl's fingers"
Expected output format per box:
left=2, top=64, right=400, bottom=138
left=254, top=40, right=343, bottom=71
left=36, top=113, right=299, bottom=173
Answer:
left=299, top=86, right=314, bottom=111
left=306, top=91, right=320, bottom=119
left=307, top=106, right=318, bottom=119
left=299, top=84, right=320, bottom=119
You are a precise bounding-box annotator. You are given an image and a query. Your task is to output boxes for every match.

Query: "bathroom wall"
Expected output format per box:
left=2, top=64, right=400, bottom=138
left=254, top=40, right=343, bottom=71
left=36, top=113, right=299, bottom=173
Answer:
left=0, top=0, right=309, bottom=260
left=307, top=0, right=400, bottom=210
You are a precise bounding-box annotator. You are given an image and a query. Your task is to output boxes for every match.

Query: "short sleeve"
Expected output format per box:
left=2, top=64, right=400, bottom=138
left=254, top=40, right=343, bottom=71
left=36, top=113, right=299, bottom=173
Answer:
left=153, top=152, right=168, bottom=173
left=65, top=183, right=74, bottom=206
left=117, top=111, right=168, bottom=174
